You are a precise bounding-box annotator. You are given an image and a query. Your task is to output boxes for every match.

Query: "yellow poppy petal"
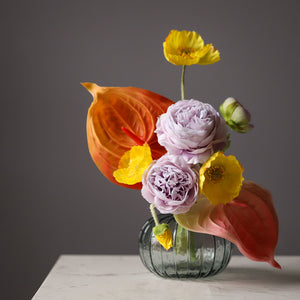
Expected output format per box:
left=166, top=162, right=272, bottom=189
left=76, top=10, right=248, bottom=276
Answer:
left=163, top=30, right=204, bottom=66
left=198, top=45, right=220, bottom=65
left=199, top=152, right=244, bottom=205
left=113, top=144, right=152, bottom=185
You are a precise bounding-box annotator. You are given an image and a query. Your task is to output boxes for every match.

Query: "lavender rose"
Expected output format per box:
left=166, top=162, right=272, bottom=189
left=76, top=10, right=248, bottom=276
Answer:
left=156, top=99, right=228, bottom=164
left=141, top=154, right=198, bottom=214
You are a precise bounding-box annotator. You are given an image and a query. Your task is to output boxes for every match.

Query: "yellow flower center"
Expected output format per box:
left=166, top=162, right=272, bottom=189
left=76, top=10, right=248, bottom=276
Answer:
left=177, top=47, right=193, bottom=56
left=205, top=165, right=225, bottom=183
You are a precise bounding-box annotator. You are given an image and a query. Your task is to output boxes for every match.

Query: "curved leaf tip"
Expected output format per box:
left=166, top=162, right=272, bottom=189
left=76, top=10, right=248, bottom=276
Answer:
left=175, top=181, right=281, bottom=269
left=81, top=82, right=108, bottom=98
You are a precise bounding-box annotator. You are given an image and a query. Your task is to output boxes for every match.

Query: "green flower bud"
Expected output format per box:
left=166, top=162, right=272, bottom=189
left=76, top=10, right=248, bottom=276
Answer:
left=220, top=97, right=253, bottom=133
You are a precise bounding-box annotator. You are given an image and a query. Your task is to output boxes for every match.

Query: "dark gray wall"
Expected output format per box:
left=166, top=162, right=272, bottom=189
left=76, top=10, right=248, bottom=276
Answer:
left=1, top=0, right=299, bottom=298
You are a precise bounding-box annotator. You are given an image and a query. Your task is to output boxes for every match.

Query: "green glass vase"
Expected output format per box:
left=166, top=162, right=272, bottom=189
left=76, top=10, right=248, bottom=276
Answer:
left=138, top=214, right=232, bottom=278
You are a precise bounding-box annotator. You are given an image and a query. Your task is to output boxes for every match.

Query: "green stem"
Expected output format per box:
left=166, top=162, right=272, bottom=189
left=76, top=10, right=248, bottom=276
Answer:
left=150, top=204, right=160, bottom=226
left=181, top=65, right=186, bottom=99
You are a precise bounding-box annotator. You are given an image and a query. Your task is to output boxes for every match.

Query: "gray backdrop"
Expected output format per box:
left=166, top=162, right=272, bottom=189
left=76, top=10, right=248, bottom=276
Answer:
left=1, top=0, right=299, bottom=298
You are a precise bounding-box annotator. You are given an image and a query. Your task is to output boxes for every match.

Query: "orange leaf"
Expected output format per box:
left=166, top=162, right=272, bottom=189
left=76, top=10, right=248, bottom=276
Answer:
left=175, top=181, right=281, bottom=268
left=83, top=83, right=174, bottom=189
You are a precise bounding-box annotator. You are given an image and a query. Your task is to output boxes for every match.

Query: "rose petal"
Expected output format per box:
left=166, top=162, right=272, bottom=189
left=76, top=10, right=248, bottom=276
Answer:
left=142, top=154, right=198, bottom=214
left=156, top=100, right=227, bottom=164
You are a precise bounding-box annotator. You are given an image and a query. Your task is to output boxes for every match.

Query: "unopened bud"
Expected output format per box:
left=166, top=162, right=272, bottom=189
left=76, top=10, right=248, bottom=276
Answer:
left=220, top=97, right=253, bottom=133
left=153, top=223, right=173, bottom=251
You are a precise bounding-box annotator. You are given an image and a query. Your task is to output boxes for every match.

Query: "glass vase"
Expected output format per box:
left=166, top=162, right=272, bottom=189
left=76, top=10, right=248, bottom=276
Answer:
left=138, top=214, right=232, bottom=279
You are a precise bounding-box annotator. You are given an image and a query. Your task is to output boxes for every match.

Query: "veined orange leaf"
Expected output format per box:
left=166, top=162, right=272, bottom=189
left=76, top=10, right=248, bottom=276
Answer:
left=83, top=83, right=174, bottom=189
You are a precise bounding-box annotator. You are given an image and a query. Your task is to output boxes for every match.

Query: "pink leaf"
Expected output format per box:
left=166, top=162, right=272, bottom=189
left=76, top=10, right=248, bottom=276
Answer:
left=175, top=181, right=281, bottom=268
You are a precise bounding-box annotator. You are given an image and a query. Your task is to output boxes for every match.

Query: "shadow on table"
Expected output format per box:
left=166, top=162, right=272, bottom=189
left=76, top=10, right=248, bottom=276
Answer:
left=204, top=265, right=300, bottom=287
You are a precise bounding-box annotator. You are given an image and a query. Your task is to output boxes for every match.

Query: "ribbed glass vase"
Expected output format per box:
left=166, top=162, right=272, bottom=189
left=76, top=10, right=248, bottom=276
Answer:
left=138, top=214, right=232, bottom=279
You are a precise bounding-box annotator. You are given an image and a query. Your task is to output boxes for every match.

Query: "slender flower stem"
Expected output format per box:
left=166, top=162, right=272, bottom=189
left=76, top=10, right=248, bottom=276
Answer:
left=181, top=65, right=186, bottom=100
left=150, top=204, right=160, bottom=226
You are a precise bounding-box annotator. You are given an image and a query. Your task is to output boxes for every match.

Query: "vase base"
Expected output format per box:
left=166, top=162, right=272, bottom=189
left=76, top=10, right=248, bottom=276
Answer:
left=139, top=214, right=232, bottom=279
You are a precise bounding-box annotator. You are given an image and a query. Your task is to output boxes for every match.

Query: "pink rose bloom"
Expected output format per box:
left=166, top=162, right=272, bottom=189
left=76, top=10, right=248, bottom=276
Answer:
left=142, top=154, right=198, bottom=214
left=156, top=100, right=228, bottom=164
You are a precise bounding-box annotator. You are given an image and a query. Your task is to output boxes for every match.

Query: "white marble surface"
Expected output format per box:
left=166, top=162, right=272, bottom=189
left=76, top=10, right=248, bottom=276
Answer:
left=33, top=255, right=300, bottom=300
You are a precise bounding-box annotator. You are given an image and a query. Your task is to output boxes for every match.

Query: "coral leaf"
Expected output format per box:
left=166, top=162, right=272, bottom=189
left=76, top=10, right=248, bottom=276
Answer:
left=175, top=181, right=280, bottom=268
left=83, top=83, right=174, bottom=189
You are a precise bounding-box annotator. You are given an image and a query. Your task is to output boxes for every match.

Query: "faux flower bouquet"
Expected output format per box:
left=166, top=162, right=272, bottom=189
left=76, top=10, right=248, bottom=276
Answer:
left=83, top=30, right=280, bottom=269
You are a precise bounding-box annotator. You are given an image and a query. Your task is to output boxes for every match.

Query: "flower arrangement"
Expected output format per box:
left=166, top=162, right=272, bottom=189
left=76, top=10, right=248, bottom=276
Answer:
left=82, top=30, right=280, bottom=269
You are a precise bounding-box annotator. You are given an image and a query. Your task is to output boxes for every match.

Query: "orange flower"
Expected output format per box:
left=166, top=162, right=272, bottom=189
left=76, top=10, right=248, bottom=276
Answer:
left=83, top=83, right=174, bottom=189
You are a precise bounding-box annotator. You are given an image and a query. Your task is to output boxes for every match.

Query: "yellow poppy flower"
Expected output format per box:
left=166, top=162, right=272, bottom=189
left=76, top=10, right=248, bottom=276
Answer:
left=113, top=144, right=152, bottom=185
left=163, top=30, right=220, bottom=66
left=199, top=152, right=244, bottom=206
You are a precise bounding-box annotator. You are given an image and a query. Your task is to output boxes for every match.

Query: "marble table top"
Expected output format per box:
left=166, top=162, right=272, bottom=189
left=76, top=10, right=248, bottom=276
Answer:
left=33, top=255, right=300, bottom=299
